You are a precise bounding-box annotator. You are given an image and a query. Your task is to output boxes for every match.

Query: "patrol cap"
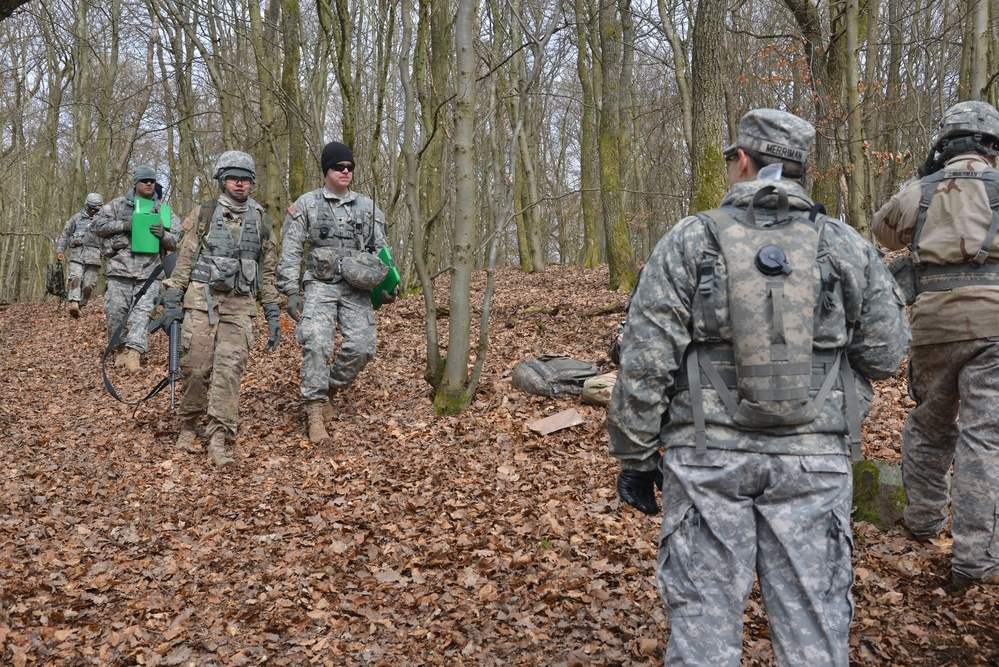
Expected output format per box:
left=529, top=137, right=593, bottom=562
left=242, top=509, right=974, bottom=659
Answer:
left=723, top=108, right=815, bottom=165
left=84, top=192, right=103, bottom=208
left=132, top=165, right=157, bottom=184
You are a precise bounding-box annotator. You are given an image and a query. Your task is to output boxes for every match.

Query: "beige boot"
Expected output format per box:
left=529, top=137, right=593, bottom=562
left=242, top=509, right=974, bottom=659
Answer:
left=305, top=400, right=330, bottom=444
left=207, top=429, right=235, bottom=468
left=68, top=302, right=81, bottom=318
left=123, top=348, right=141, bottom=373
left=115, top=348, right=129, bottom=369
left=322, top=387, right=338, bottom=421
left=175, top=418, right=202, bottom=453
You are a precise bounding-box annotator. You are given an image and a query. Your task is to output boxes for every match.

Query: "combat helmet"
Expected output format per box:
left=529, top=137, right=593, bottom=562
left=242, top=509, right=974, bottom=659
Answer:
left=84, top=193, right=103, bottom=208
left=933, top=101, right=999, bottom=158
left=213, top=150, right=256, bottom=186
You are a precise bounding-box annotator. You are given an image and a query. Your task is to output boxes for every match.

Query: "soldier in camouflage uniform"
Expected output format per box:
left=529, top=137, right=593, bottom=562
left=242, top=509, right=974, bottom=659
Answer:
left=277, top=141, right=398, bottom=445
left=159, top=151, right=282, bottom=468
left=56, top=192, right=105, bottom=318
left=608, top=109, right=910, bottom=666
left=91, top=166, right=180, bottom=373
left=872, top=100, right=999, bottom=590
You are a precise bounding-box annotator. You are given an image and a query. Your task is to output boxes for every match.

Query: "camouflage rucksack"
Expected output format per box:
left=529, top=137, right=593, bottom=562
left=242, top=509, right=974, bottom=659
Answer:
left=512, top=355, right=600, bottom=398
left=45, top=260, right=67, bottom=300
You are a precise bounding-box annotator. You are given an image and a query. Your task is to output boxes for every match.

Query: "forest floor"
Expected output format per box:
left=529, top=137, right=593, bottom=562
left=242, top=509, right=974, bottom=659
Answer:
left=1, top=264, right=997, bottom=667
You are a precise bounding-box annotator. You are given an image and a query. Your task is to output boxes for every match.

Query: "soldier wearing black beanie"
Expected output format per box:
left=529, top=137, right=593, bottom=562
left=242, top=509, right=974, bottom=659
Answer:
left=321, top=141, right=354, bottom=176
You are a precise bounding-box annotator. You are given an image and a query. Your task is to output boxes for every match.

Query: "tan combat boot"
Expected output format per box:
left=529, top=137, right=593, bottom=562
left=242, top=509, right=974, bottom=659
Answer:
left=175, top=418, right=202, bottom=453
left=305, top=400, right=330, bottom=444
left=207, top=430, right=235, bottom=468
left=68, top=302, right=81, bottom=318
left=123, top=348, right=141, bottom=373
left=322, top=387, right=338, bottom=421
left=115, top=348, right=129, bottom=369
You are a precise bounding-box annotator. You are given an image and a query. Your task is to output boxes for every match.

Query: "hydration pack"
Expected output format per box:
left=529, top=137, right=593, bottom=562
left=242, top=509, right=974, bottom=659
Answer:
left=686, top=185, right=863, bottom=459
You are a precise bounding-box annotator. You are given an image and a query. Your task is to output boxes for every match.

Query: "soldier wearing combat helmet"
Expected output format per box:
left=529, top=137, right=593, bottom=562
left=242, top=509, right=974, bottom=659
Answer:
left=608, top=108, right=909, bottom=665
left=159, top=150, right=282, bottom=468
left=873, top=100, right=999, bottom=591
left=56, top=192, right=105, bottom=318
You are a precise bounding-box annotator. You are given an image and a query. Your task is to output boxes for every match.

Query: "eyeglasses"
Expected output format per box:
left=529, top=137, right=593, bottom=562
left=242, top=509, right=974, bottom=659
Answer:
left=331, top=163, right=355, bottom=173
left=137, top=179, right=156, bottom=184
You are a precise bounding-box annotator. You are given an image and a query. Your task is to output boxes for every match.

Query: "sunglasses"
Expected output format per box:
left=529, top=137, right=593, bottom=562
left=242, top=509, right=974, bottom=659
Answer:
left=331, top=163, right=355, bottom=173
left=137, top=179, right=156, bottom=184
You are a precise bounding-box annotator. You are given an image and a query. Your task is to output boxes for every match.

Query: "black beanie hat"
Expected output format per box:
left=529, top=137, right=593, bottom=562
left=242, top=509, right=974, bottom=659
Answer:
left=321, top=142, right=354, bottom=175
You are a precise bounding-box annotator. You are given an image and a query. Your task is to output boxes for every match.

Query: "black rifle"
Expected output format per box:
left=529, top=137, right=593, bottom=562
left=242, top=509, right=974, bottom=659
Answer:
left=168, top=319, right=181, bottom=408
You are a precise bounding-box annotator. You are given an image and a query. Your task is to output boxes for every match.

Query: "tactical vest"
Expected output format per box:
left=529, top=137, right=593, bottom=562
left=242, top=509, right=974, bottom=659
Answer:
left=190, top=200, right=265, bottom=297
left=682, top=185, right=864, bottom=459
left=909, top=167, right=999, bottom=295
left=305, top=191, right=377, bottom=281
left=70, top=211, right=99, bottom=248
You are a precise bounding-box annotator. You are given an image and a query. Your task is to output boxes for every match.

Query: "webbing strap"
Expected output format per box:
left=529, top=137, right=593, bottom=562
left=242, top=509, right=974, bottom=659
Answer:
left=912, top=169, right=999, bottom=268
left=687, top=349, right=708, bottom=452
left=101, top=266, right=171, bottom=415
left=839, top=352, right=864, bottom=461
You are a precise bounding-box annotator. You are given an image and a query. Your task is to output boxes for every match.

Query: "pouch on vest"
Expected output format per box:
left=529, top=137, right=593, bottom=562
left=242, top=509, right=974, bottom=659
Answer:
left=203, top=256, right=240, bottom=292
left=888, top=254, right=916, bottom=305
left=340, top=251, right=390, bottom=290
left=511, top=354, right=600, bottom=398
left=309, top=246, right=341, bottom=281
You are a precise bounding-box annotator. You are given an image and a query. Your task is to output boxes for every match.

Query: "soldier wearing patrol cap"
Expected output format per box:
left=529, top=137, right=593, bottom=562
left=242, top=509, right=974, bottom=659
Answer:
left=159, top=150, right=282, bottom=468
left=608, top=108, right=910, bottom=666
left=872, top=100, right=999, bottom=591
left=91, top=165, right=180, bottom=373
left=56, top=192, right=105, bottom=317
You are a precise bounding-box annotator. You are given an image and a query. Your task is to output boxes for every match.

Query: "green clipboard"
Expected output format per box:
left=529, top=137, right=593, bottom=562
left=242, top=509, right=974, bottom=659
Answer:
left=131, top=198, right=171, bottom=254
left=370, top=246, right=401, bottom=309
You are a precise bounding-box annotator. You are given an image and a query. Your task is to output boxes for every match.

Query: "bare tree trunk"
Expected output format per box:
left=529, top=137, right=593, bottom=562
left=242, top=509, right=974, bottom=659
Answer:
left=688, top=0, right=726, bottom=214
left=434, top=0, right=478, bottom=415
left=575, top=0, right=601, bottom=268
left=283, top=0, right=306, bottom=197
left=845, top=0, right=868, bottom=235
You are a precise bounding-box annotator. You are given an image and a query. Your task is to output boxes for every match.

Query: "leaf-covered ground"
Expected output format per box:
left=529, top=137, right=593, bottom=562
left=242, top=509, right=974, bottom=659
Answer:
left=1, top=265, right=997, bottom=666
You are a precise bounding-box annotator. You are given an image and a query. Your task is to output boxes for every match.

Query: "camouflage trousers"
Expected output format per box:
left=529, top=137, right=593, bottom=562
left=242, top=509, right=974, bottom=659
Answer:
left=67, top=260, right=101, bottom=306
left=177, top=308, right=253, bottom=437
left=903, top=338, right=999, bottom=582
left=103, top=275, right=161, bottom=353
left=658, top=447, right=853, bottom=667
left=296, top=280, right=377, bottom=402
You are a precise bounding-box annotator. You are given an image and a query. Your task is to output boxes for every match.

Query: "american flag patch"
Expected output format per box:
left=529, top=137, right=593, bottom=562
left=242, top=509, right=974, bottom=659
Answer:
left=181, top=217, right=193, bottom=231
left=288, top=203, right=298, bottom=216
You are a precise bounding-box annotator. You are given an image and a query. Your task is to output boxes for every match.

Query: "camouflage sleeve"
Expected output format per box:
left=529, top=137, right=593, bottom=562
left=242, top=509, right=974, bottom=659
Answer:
left=56, top=214, right=76, bottom=254
left=159, top=211, right=182, bottom=252
left=606, top=216, right=703, bottom=469
left=277, top=197, right=309, bottom=295
left=836, top=225, right=911, bottom=380
left=162, top=205, right=202, bottom=294
left=258, top=213, right=281, bottom=307
left=90, top=199, right=126, bottom=238
left=871, top=179, right=921, bottom=251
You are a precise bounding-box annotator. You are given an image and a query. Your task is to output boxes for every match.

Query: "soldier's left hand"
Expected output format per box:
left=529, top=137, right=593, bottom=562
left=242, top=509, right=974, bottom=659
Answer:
left=264, top=303, right=282, bottom=352
left=380, top=286, right=399, bottom=305
left=149, top=222, right=166, bottom=239
left=616, top=460, right=664, bottom=515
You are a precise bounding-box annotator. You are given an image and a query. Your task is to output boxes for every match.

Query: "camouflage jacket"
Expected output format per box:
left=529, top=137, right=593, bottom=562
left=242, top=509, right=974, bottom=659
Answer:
left=872, top=153, right=999, bottom=345
left=607, top=179, right=910, bottom=469
left=277, top=185, right=388, bottom=295
left=90, top=190, right=180, bottom=281
left=56, top=208, right=102, bottom=266
left=163, top=199, right=280, bottom=317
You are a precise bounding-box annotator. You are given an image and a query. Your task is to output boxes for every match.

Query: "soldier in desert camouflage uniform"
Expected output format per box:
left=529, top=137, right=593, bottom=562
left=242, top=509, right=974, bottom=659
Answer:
left=91, top=166, right=179, bottom=373
left=56, top=192, right=105, bottom=318
left=608, top=109, right=910, bottom=667
left=277, top=141, right=398, bottom=445
left=159, top=151, right=282, bottom=468
left=872, top=100, right=999, bottom=591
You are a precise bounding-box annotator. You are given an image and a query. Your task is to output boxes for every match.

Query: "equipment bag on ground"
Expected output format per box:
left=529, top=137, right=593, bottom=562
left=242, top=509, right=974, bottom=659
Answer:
left=511, top=354, right=600, bottom=398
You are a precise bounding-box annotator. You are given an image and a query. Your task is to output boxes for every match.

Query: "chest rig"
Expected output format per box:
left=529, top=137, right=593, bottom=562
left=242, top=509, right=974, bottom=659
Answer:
left=305, top=191, right=375, bottom=280
left=908, top=167, right=999, bottom=295
left=683, top=185, right=864, bottom=459
left=70, top=211, right=99, bottom=248
left=190, top=200, right=264, bottom=296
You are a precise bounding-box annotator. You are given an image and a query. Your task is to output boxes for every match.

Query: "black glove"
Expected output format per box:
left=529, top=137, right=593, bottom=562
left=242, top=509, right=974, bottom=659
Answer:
left=617, top=460, right=664, bottom=515
left=264, top=303, right=281, bottom=351
left=286, top=293, right=303, bottom=322
left=160, top=288, right=185, bottom=330
left=149, top=222, right=166, bottom=239
left=379, top=286, right=399, bottom=305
